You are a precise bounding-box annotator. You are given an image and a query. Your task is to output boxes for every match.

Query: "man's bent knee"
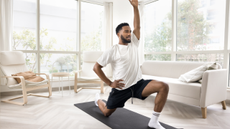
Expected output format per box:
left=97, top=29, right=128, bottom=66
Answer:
left=160, top=82, right=169, bottom=93
left=103, top=112, right=112, bottom=117
left=103, top=109, right=116, bottom=117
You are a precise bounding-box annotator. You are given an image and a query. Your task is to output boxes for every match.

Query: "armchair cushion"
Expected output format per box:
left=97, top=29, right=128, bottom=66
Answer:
left=12, top=71, right=44, bottom=83
left=0, top=51, right=25, bottom=65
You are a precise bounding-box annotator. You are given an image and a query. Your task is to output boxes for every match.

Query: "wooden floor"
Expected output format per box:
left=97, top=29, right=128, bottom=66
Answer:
left=0, top=86, right=230, bottom=129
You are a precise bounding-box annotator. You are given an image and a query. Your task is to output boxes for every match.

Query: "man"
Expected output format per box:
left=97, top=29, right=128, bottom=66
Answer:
left=93, top=0, right=169, bottom=129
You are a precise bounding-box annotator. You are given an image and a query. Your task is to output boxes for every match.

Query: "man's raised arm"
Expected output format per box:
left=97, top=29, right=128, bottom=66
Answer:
left=129, top=0, right=140, bottom=40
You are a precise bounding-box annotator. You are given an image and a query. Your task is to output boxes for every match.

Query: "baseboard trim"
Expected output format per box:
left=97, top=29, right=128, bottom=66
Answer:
left=0, top=85, right=108, bottom=96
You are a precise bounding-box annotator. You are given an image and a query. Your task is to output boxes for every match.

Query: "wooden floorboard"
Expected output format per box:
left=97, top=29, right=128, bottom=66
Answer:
left=0, top=86, right=230, bottom=129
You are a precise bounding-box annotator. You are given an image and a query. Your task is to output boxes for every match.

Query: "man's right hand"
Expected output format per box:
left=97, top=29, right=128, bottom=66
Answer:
left=129, top=0, right=138, bottom=8
left=110, top=79, right=125, bottom=89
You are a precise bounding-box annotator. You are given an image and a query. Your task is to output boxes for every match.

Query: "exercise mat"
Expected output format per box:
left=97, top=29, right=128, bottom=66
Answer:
left=74, top=101, right=178, bottom=129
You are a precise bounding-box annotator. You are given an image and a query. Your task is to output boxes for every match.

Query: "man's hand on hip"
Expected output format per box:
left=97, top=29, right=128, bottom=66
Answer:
left=110, top=79, right=125, bottom=89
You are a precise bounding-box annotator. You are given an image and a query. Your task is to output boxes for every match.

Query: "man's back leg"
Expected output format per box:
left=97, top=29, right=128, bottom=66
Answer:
left=97, top=99, right=116, bottom=117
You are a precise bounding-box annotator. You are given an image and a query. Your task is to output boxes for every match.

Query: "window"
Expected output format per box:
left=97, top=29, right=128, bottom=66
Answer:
left=177, top=0, right=225, bottom=51
left=13, top=0, right=36, bottom=50
left=12, top=0, right=104, bottom=76
left=81, top=2, right=104, bottom=51
left=40, top=53, right=78, bottom=76
left=144, top=0, right=229, bottom=87
left=143, top=0, right=172, bottom=61
left=177, top=53, right=223, bottom=65
left=24, top=53, right=37, bottom=72
left=145, top=54, right=171, bottom=61
left=40, top=0, right=77, bottom=51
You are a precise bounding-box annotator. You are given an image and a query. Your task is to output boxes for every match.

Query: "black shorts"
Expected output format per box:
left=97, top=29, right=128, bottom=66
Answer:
left=106, top=79, right=152, bottom=109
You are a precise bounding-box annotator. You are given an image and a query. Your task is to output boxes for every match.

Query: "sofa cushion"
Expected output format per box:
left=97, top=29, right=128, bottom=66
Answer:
left=178, top=64, right=207, bottom=82
left=142, top=75, right=201, bottom=100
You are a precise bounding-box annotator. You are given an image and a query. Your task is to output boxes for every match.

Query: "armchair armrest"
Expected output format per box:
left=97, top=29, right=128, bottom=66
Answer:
left=75, top=70, right=82, bottom=73
left=35, top=73, right=50, bottom=80
left=4, top=76, right=25, bottom=81
left=74, top=70, right=82, bottom=77
left=200, top=69, right=227, bottom=107
left=3, top=76, right=26, bottom=88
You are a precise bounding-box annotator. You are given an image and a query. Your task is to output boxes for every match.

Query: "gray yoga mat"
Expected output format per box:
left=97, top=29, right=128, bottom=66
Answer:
left=74, top=101, right=178, bottom=129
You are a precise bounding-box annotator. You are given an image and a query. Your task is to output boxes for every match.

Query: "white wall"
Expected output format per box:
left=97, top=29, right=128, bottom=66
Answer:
left=113, top=0, right=134, bottom=45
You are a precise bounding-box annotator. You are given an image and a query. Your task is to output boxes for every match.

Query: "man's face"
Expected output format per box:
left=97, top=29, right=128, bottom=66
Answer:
left=119, top=26, right=131, bottom=43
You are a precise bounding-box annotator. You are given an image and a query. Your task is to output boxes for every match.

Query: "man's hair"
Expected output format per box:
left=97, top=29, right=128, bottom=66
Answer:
left=116, top=23, right=130, bottom=35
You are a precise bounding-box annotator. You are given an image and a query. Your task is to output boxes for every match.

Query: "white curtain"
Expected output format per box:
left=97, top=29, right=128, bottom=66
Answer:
left=103, top=2, right=113, bottom=78
left=0, top=0, right=13, bottom=51
left=103, top=2, right=113, bottom=51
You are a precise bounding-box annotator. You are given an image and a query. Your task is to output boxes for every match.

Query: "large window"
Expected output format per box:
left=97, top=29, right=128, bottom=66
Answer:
left=13, top=0, right=36, bottom=50
left=39, top=0, right=78, bottom=76
left=81, top=2, right=104, bottom=51
left=177, top=0, right=225, bottom=51
left=40, top=0, right=77, bottom=51
left=12, top=0, right=104, bottom=76
left=143, top=0, right=228, bottom=87
left=144, top=0, right=226, bottom=64
left=143, top=0, right=172, bottom=61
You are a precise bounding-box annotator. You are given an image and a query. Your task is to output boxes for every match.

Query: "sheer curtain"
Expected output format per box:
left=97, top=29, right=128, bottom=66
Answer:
left=103, top=2, right=113, bottom=78
left=0, top=0, right=13, bottom=51
left=103, top=2, right=113, bottom=51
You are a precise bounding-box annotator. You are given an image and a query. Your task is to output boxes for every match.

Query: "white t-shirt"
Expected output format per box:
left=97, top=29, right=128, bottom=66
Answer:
left=97, top=32, right=142, bottom=90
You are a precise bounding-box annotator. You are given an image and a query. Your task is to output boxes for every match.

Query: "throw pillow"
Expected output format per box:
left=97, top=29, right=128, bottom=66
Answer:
left=12, top=71, right=44, bottom=83
left=179, top=64, right=207, bottom=83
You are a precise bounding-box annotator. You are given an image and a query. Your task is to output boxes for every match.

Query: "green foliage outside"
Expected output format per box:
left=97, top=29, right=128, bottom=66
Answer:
left=13, top=28, right=59, bottom=73
left=81, top=30, right=102, bottom=52
left=145, top=0, right=211, bottom=61
left=177, top=0, right=210, bottom=51
left=12, top=28, right=55, bottom=72
left=81, top=11, right=103, bottom=52
left=13, top=25, right=102, bottom=74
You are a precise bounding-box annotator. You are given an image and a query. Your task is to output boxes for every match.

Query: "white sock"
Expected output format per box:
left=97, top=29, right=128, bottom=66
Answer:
left=95, top=93, right=100, bottom=106
left=148, top=111, right=165, bottom=129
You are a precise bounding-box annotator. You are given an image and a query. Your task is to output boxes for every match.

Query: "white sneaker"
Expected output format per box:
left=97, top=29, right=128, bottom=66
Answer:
left=95, top=93, right=100, bottom=106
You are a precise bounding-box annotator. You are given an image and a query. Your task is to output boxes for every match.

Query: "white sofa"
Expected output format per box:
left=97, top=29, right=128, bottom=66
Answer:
left=141, top=61, right=227, bottom=118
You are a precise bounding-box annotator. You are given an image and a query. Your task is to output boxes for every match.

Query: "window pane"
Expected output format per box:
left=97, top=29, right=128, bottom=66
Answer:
left=24, top=53, right=37, bottom=72
left=144, top=0, right=172, bottom=52
left=40, top=53, right=78, bottom=76
left=177, top=53, right=223, bottom=66
left=177, top=0, right=225, bottom=51
left=12, top=0, right=36, bottom=50
left=81, top=2, right=104, bottom=51
left=144, top=54, right=171, bottom=61
left=40, top=0, right=77, bottom=51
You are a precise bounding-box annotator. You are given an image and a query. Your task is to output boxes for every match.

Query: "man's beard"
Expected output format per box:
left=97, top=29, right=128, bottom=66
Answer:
left=121, top=35, right=131, bottom=43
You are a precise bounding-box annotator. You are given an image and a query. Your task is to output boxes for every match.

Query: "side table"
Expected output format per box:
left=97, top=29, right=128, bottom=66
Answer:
left=52, top=72, right=71, bottom=96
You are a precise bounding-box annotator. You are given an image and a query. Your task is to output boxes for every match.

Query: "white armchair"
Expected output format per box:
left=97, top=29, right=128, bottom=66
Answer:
left=0, top=51, right=52, bottom=105
left=74, top=51, right=106, bottom=93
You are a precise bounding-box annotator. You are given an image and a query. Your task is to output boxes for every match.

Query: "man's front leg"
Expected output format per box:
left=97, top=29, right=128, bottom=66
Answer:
left=141, top=80, right=169, bottom=129
left=142, top=80, right=169, bottom=112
